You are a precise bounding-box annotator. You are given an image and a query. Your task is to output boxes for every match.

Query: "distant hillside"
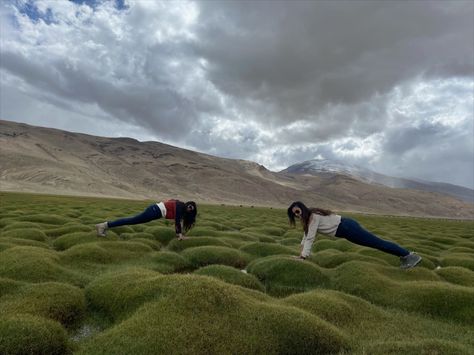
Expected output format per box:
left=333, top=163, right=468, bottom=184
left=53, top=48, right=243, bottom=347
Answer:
left=0, top=119, right=473, bottom=218
left=282, top=158, right=474, bottom=204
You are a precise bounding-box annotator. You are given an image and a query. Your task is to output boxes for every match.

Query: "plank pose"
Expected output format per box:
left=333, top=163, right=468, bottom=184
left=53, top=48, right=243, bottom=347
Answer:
left=96, top=199, right=197, bottom=240
left=287, top=201, right=422, bottom=269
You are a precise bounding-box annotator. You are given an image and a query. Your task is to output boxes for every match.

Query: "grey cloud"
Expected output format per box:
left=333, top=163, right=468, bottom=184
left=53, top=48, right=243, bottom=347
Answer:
left=1, top=48, right=199, bottom=138
left=3, top=0, right=471, bottom=137
left=1, top=0, right=472, bottom=189
left=194, top=1, right=473, bottom=125
left=376, top=119, right=474, bottom=187
left=186, top=119, right=263, bottom=159
left=271, top=96, right=391, bottom=146
left=383, top=121, right=449, bottom=155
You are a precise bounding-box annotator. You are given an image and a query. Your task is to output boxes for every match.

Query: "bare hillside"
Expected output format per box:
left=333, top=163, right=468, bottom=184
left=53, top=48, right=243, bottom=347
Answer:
left=1, top=120, right=472, bottom=218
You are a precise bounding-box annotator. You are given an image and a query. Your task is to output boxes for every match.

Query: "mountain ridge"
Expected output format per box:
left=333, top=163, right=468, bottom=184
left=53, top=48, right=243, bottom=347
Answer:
left=282, top=158, right=474, bottom=204
left=1, top=119, right=473, bottom=218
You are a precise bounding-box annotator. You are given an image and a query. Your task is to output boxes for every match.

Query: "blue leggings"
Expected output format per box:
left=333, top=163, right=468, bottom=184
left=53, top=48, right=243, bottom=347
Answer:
left=335, top=217, right=409, bottom=257
left=107, top=204, right=162, bottom=228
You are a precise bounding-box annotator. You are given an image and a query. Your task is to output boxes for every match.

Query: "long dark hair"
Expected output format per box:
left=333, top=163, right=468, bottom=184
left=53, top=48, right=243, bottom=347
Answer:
left=287, top=201, right=332, bottom=234
left=183, top=201, right=197, bottom=232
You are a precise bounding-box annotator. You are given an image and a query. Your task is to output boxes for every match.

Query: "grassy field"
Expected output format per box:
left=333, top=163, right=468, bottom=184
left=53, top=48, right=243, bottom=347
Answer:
left=0, top=192, right=473, bottom=354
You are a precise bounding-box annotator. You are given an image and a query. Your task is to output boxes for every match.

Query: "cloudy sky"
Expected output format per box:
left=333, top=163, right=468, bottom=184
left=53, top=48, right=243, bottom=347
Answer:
left=1, top=0, right=473, bottom=188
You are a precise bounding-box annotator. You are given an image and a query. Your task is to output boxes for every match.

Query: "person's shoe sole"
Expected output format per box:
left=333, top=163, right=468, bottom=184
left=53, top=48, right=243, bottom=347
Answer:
left=400, top=254, right=422, bottom=269
left=95, top=223, right=107, bottom=237
left=411, top=255, right=422, bottom=268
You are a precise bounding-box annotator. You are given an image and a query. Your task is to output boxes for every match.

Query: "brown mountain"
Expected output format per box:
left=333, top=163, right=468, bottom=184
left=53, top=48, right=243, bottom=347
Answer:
left=1, top=119, right=472, bottom=218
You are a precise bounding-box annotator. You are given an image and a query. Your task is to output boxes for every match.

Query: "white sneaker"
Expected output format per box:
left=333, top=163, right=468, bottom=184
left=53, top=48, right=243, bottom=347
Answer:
left=95, top=222, right=108, bottom=237
left=400, top=252, right=422, bottom=269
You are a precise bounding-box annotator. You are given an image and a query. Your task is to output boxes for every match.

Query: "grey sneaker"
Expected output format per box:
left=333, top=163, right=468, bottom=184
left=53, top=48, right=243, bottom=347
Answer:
left=95, top=222, right=108, bottom=237
left=400, top=252, right=422, bottom=269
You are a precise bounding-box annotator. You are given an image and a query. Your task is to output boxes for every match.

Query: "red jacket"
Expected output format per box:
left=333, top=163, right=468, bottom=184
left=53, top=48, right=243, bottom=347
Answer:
left=164, top=200, right=177, bottom=219
left=163, top=199, right=185, bottom=235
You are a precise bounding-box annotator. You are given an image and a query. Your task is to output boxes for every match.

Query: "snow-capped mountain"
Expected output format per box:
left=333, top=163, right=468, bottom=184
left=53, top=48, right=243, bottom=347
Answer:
left=281, top=158, right=374, bottom=179
left=281, top=158, right=474, bottom=204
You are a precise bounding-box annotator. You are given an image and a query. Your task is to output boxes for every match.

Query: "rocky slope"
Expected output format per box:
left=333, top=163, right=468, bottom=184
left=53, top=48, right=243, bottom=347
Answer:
left=1, top=119, right=472, bottom=218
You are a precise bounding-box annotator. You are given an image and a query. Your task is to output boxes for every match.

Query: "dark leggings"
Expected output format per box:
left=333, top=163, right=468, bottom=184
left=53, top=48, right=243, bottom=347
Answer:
left=335, top=217, right=409, bottom=257
left=107, top=204, right=162, bottom=228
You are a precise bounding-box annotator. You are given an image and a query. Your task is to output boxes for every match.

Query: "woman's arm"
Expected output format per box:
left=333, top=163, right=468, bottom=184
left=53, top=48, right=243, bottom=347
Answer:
left=299, top=234, right=307, bottom=257
left=174, top=202, right=185, bottom=238
left=301, top=214, right=320, bottom=258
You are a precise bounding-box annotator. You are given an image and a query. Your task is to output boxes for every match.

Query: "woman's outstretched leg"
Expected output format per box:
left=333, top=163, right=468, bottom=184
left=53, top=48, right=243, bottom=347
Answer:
left=336, top=217, right=409, bottom=256
left=335, top=217, right=421, bottom=268
left=96, top=204, right=161, bottom=236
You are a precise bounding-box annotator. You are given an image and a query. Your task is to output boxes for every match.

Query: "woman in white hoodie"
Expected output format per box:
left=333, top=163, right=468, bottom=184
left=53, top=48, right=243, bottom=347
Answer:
left=287, top=201, right=421, bottom=269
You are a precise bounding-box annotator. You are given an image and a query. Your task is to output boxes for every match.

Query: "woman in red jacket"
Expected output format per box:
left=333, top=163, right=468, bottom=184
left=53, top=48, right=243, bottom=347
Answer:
left=95, top=199, right=197, bottom=240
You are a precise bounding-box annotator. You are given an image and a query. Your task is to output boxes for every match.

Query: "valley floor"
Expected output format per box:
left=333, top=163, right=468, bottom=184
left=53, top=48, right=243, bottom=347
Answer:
left=1, top=192, right=473, bottom=354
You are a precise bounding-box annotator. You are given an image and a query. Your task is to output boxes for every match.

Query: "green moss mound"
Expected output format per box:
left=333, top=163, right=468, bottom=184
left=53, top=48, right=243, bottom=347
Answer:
left=239, top=242, right=296, bottom=258
left=241, top=226, right=286, bottom=236
left=198, top=221, right=232, bottom=231
left=0, top=242, right=11, bottom=252
left=0, top=237, right=49, bottom=249
left=0, top=246, right=87, bottom=286
left=247, top=256, right=330, bottom=296
left=2, top=193, right=474, bottom=353
left=436, top=266, right=474, bottom=287
left=441, top=254, right=474, bottom=271
left=151, top=252, right=191, bottom=273
left=2, top=221, right=42, bottom=231
left=373, top=263, right=441, bottom=283
left=314, top=238, right=354, bottom=252
left=85, top=268, right=163, bottom=319
left=313, top=250, right=391, bottom=268
left=0, top=277, right=25, bottom=297
left=0, top=314, right=70, bottom=355
left=129, top=238, right=161, bottom=250
left=106, top=225, right=135, bottom=235
left=218, top=231, right=258, bottom=242
left=282, top=229, right=302, bottom=239
left=0, top=218, right=18, bottom=229
left=256, top=235, right=277, bottom=243
left=430, top=236, right=458, bottom=245
left=45, top=224, right=92, bottom=238
left=355, top=248, right=400, bottom=266
left=167, top=237, right=231, bottom=252
left=53, top=231, right=114, bottom=250
left=1, top=228, right=48, bottom=241
left=194, top=265, right=265, bottom=291
left=0, top=282, right=85, bottom=326
left=19, top=214, right=71, bottom=225
left=187, top=227, right=219, bottom=237
left=143, top=226, right=176, bottom=244
left=217, top=237, right=247, bottom=248
left=446, top=247, right=473, bottom=253
left=365, top=339, right=472, bottom=355
left=282, top=289, right=385, bottom=327
left=333, top=261, right=474, bottom=323
left=82, top=272, right=350, bottom=355
left=181, top=246, right=250, bottom=269
left=397, top=282, right=474, bottom=323
left=129, top=224, right=147, bottom=232
left=456, top=241, right=474, bottom=249
left=119, top=232, right=155, bottom=241
left=61, top=241, right=153, bottom=264
left=279, top=237, right=301, bottom=246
